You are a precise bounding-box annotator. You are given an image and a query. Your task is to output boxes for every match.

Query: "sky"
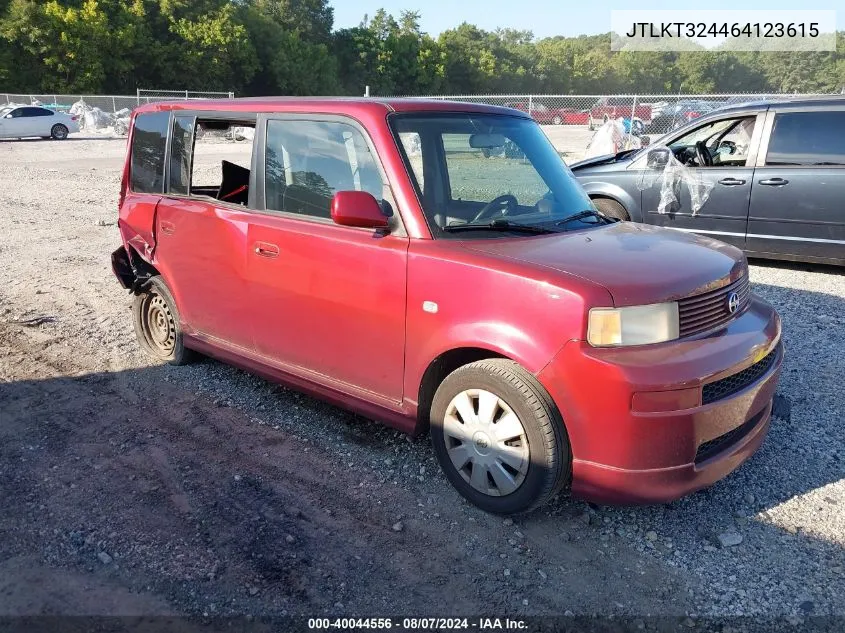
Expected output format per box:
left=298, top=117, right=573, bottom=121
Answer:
left=331, top=0, right=844, bottom=39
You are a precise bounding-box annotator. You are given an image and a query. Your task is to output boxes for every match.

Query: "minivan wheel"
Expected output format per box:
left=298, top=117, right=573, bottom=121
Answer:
left=132, top=276, right=195, bottom=365
left=430, top=359, right=570, bottom=515
left=50, top=124, right=69, bottom=140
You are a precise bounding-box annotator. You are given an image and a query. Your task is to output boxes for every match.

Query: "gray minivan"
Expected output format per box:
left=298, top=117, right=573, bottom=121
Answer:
left=571, top=97, right=845, bottom=266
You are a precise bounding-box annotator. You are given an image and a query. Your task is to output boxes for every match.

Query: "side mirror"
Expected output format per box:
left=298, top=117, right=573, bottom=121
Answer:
left=646, top=147, right=670, bottom=168
left=331, top=190, right=389, bottom=229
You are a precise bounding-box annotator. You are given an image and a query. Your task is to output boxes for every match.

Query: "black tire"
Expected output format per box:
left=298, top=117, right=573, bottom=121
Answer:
left=50, top=124, right=69, bottom=140
left=132, top=276, right=196, bottom=365
left=430, top=359, right=571, bottom=515
left=592, top=198, right=629, bottom=222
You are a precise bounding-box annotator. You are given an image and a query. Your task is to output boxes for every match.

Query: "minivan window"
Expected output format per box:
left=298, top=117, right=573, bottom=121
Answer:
left=766, top=111, right=845, bottom=166
left=265, top=119, right=384, bottom=218
left=391, top=113, right=593, bottom=237
left=130, top=112, right=170, bottom=193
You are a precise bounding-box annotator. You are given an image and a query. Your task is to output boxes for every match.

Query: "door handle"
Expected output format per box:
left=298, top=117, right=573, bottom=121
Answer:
left=159, top=221, right=175, bottom=235
left=758, top=178, right=789, bottom=186
left=718, top=178, right=746, bottom=186
left=253, top=242, right=279, bottom=258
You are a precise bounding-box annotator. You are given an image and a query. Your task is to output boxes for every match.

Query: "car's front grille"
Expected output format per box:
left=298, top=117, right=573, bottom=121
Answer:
left=701, top=345, right=780, bottom=405
left=695, top=407, right=767, bottom=464
left=678, top=274, right=751, bottom=338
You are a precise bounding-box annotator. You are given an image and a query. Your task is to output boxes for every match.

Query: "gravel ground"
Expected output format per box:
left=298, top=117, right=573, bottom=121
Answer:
left=0, top=135, right=843, bottom=626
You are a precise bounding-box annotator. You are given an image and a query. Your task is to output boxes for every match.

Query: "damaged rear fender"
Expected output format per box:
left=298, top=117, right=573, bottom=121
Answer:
left=110, top=244, right=160, bottom=294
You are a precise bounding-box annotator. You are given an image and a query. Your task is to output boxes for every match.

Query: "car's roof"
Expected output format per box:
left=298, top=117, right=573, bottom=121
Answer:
left=714, top=95, right=845, bottom=113
left=134, top=97, right=531, bottom=119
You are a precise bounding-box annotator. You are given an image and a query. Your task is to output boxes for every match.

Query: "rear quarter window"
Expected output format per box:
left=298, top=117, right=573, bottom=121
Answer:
left=131, top=112, right=170, bottom=193
left=766, top=111, right=845, bottom=166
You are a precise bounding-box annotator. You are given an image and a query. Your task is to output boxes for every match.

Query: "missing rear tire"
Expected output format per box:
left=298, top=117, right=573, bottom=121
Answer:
left=132, top=276, right=195, bottom=365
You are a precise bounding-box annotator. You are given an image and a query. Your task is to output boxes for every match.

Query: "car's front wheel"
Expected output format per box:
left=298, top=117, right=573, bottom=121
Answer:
left=552, top=115, right=562, bottom=125
left=430, top=359, right=570, bottom=514
left=50, top=124, right=69, bottom=140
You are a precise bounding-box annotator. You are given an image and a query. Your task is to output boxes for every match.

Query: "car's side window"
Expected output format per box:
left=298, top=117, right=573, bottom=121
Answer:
left=766, top=111, right=845, bottom=167
left=668, top=116, right=756, bottom=168
left=165, top=115, right=255, bottom=205
left=264, top=119, right=384, bottom=219
left=130, top=111, right=170, bottom=194
left=9, top=108, right=26, bottom=118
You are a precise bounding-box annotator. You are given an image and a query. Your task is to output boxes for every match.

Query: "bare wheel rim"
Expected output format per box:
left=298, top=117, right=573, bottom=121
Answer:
left=442, top=389, right=530, bottom=497
left=143, top=292, right=176, bottom=354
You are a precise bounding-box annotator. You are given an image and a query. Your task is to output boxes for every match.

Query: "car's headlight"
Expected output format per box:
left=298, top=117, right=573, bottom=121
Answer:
left=587, top=303, right=679, bottom=347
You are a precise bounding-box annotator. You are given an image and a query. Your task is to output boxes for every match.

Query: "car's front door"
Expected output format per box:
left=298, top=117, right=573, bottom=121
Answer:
left=1, top=107, right=36, bottom=137
left=747, top=107, right=845, bottom=263
left=639, top=113, right=766, bottom=250
left=246, top=115, right=409, bottom=402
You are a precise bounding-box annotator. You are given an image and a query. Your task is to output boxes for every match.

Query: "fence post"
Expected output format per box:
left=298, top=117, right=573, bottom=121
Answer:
left=112, top=96, right=116, bottom=112
left=136, top=88, right=140, bottom=107
left=528, top=95, right=533, bottom=117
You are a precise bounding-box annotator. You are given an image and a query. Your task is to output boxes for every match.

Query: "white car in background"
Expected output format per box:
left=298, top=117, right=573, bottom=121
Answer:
left=0, top=105, right=80, bottom=140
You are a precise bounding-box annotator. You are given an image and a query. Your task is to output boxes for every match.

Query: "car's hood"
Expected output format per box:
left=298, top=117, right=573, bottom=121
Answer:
left=569, top=149, right=640, bottom=171
left=461, top=222, right=745, bottom=306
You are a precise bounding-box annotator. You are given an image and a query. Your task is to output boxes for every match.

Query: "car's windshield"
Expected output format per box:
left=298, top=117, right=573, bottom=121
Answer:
left=390, top=113, right=596, bottom=238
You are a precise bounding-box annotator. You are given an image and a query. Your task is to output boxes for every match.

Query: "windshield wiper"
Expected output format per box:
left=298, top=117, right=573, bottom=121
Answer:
left=555, top=209, right=615, bottom=225
left=442, top=219, right=559, bottom=234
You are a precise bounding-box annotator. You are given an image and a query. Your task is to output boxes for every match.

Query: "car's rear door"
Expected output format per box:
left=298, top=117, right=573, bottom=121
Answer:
left=246, top=114, right=409, bottom=402
left=747, top=106, right=845, bottom=263
left=639, top=112, right=766, bottom=250
left=152, top=111, right=258, bottom=350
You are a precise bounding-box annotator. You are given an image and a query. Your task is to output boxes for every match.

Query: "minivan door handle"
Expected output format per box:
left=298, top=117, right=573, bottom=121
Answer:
left=718, top=177, right=746, bottom=186
left=253, top=242, right=280, bottom=258
left=758, top=178, right=789, bottom=186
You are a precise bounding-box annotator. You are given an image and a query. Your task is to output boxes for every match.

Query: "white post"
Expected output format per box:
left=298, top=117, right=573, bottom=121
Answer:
left=528, top=95, right=533, bottom=116
left=185, top=90, right=189, bottom=99
left=628, top=95, right=638, bottom=149
left=364, top=85, right=370, bottom=97
left=136, top=88, right=140, bottom=106
left=112, top=96, right=116, bottom=112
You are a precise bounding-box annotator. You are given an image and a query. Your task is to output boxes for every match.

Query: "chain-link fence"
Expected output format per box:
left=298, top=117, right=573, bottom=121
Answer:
left=401, top=92, right=835, bottom=162
left=137, top=89, right=235, bottom=101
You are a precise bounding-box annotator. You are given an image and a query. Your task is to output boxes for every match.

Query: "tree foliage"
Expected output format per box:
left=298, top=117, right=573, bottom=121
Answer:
left=0, top=2, right=842, bottom=96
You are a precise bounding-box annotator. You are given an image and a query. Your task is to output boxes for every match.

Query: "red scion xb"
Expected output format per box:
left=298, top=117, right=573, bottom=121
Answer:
left=111, top=98, right=783, bottom=514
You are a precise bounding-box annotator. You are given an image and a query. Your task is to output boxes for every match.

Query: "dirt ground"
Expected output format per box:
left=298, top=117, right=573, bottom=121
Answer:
left=1, top=135, right=843, bottom=628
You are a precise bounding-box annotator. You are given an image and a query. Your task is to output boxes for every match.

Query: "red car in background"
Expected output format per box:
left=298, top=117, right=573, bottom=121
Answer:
left=505, top=101, right=590, bottom=125
left=589, top=97, right=653, bottom=129
left=113, top=97, right=782, bottom=515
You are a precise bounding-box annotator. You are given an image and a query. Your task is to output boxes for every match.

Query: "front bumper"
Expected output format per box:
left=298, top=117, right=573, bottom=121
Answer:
left=537, top=295, right=783, bottom=505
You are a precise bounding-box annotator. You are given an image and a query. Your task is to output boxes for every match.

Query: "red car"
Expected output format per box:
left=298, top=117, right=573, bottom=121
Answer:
left=589, top=97, right=653, bottom=129
left=504, top=101, right=589, bottom=126
left=112, top=98, right=782, bottom=514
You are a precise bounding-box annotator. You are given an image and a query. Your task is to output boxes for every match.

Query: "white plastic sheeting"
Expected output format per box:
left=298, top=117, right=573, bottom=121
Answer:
left=584, top=118, right=642, bottom=160
left=638, top=148, right=716, bottom=216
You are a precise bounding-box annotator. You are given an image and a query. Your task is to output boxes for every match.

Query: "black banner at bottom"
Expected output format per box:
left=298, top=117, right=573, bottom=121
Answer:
left=0, top=616, right=842, bottom=633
